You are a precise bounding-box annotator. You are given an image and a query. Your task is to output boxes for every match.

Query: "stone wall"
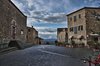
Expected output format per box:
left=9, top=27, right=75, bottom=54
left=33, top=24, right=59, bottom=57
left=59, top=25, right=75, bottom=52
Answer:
left=27, top=27, right=38, bottom=44
left=67, top=7, right=100, bottom=46
left=67, top=8, right=87, bottom=45
left=57, top=28, right=68, bottom=43
left=85, top=8, right=100, bottom=43
left=0, top=0, right=27, bottom=44
left=85, top=8, right=100, bottom=36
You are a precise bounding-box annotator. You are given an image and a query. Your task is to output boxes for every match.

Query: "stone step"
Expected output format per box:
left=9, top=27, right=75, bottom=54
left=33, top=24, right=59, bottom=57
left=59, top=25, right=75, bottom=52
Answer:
left=0, top=47, right=18, bottom=55
left=8, top=40, right=33, bottom=49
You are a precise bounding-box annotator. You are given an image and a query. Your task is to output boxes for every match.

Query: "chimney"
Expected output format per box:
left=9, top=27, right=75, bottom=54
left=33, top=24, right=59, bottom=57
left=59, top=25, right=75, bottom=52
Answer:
left=32, top=26, right=33, bottom=28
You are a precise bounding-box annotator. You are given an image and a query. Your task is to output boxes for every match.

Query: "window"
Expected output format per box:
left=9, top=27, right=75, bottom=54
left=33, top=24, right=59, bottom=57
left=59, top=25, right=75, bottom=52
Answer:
left=70, top=27, right=73, bottom=32
left=28, top=29, right=31, bottom=32
left=21, top=30, right=24, bottom=35
left=79, top=14, right=81, bottom=18
left=78, top=25, right=83, bottom=31
left=78, top=26, right=81, bottom=31
left=74, top=16, right=77, bottom=22
left=73, top=27, right=77, bottom=34
left=70, top=28, right=71, bottom=32
left=80, top=25, right=83, bottom=30
left=11, top=20, right=17, bottom=39
left=70, top=17, right=72, bottom=21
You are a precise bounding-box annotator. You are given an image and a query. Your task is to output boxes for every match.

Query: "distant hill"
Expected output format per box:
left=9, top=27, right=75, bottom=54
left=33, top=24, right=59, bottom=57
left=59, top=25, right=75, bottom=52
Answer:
left=43, top=39, right=57, bottom=45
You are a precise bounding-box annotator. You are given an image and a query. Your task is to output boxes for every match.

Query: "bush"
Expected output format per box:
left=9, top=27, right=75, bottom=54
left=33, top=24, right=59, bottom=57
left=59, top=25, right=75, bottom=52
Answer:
left=71, top=40, right=78, bottom=47
left=87, top=41, right=100, bottom=49
left=56, top=42, right=63, bottom=46
left=94, top=42, right=100, bottom=49
left=56, top=42, right=70, bottom=46
left=79, top=43, right=85, bottom=47
left=87, top=41, right=95, bottom=46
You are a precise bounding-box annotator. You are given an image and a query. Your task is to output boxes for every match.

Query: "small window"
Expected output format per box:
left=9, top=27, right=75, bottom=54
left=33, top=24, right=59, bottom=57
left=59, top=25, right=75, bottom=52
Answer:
left=80, top=25, right=83, bottom=30
left=28, top=29, right=31, bottom=32
left=73, top=27, right=77, bottom=34
left=70, top=17, right=72, bottom=21
left=78, top=26, right=81, bottom=31
left=70, top=27, right=73, bottom=32
left=74, top=16, right=77, bottom=22
left=79, top=14, right=81, bottom=18
left=21, top=30, right=24, bottom=35
left=70, top=28, right=71, bottom=32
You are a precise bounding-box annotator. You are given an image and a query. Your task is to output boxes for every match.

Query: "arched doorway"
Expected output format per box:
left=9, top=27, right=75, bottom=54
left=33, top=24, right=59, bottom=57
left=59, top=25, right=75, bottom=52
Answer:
left=79, top=36, right=85, bottom=41
left=79, top=36, right=85, bottom=47
left=71, top=36, right=75, bottom=40
left=70, top=36, right=76, bottom=47
left=8, top=40, right=21, bottom=49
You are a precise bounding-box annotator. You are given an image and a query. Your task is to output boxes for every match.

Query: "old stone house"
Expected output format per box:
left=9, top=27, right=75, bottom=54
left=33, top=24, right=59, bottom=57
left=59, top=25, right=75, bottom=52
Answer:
left=67, top=7, right=100, bottom=46
left=0, top=0, right=27, bottom=48
left=26, top=26, right=44, bottom=44
left=35, top=37, right=44, bottom=45
left=26, top=26, right=38, bottom=44
left=57, top=28, right=68, bottom=43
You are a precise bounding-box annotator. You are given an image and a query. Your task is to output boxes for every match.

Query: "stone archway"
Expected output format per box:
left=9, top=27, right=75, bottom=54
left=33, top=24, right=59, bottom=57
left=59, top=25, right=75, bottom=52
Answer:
left=8, top=40, right=21, bottom=49
left=79, top=36, right=85, bottom=41
left=71, top=36, right=75, bottom=40
left=78, top=36, right=85, bottom=47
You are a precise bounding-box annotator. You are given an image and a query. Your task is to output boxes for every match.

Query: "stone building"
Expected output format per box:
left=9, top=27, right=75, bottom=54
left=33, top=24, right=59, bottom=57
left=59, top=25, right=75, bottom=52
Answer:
left=26, top=26, right=38, bottom=44
left=67, top=7, right=100, bottom=46
left=35, top=37, right=44, bottom=45
left=57, top=28, right=68, bottom=43
left=0, top=0, right=27, bottom=48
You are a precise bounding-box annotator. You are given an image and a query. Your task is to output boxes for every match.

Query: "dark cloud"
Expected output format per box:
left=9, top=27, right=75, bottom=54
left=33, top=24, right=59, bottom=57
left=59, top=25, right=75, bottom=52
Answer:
left=39, top=33, right=57, bottom=39
left=42, top=13, right=66, bottom=23
left=30, top=12, right=67, bottom=23
left=28, top=5, right=36, bottom=11
left=45, top=28, right=57, bottom=32
left=37, top=28, right=57, bottom=33
left=12, top=0, right=67, bottom=24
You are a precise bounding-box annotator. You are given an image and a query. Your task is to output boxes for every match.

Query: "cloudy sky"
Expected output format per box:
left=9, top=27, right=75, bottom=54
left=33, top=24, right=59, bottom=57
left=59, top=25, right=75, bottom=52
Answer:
left=11, top=0, right=100, bottom=39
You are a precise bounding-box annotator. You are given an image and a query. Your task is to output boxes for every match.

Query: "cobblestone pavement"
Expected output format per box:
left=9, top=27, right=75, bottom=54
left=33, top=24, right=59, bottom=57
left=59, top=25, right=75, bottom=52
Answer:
left=0, top=45, right=94, bottom=66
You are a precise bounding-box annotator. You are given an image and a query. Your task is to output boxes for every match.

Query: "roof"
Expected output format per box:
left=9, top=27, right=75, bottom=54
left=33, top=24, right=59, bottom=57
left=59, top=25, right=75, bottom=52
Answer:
left=57, top=28, right=67, bottom=30
left=27, top=27, right=38, bottom=32
left=8, top=0, right=26, bottom=17
left=67, top=7, right=100, bottom=16
left=27, top=27, right=37, bottom=31
left=35, top=37, right=43, bottom=40
left=57, top=28, right=68, bottom=31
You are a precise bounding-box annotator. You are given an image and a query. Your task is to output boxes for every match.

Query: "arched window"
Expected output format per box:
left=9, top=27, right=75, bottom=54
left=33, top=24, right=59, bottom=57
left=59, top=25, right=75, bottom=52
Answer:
left=21, top=29, right=24, bottom=35
left=11, top=19, right=17, bottom=39
left=71, top=36, right=75, bottom=40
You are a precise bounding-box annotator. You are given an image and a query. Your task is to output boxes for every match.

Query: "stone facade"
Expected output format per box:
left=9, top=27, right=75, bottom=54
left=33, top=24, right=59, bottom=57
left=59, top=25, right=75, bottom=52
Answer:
left=57, top=28, right=68, bottom=43
left=35, top=37, right=44, bottom=45
left=0, top=0, right=27, bottom=44
left=26, top=27, right=38, bottom=44
left=67, top=7, right=100, bottom=46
